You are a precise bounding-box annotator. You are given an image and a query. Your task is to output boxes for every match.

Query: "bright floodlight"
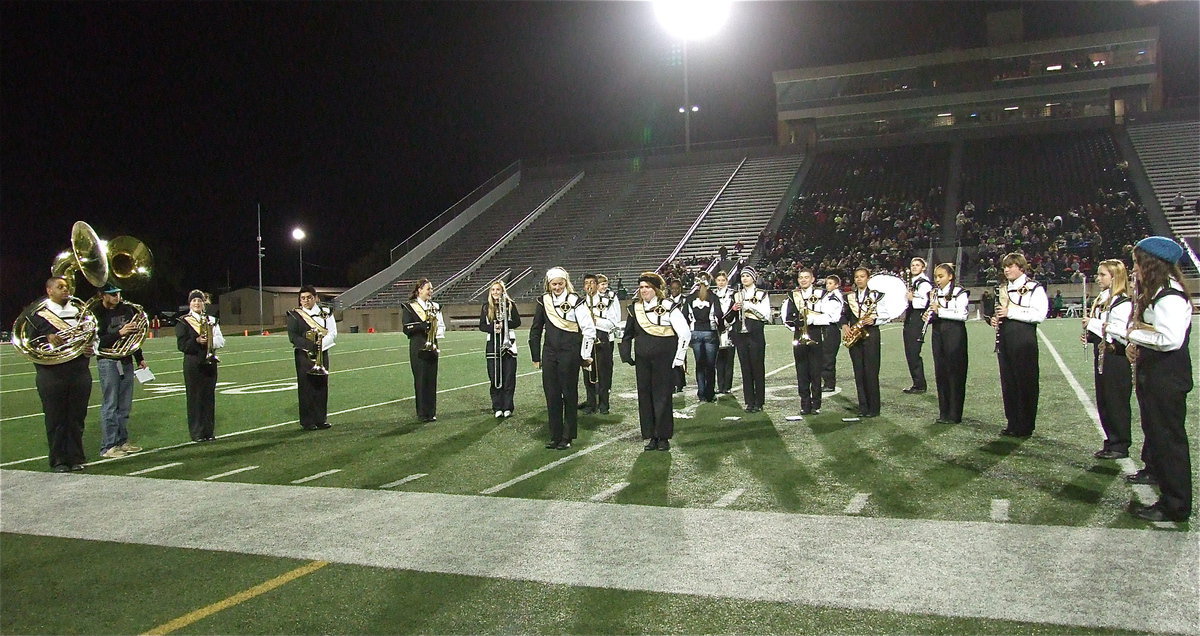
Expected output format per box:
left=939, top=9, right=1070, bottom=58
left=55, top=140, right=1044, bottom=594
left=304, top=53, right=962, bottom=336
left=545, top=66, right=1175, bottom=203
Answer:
left=654, top=0, right=731, bottom=41
left=292, top=228, right=306, bottom=241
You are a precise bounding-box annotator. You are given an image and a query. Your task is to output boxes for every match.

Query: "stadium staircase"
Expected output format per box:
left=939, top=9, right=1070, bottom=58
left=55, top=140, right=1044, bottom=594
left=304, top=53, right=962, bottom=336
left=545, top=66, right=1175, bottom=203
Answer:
left=1126, top=120, right=1200, bottom=267
left=669, top=154, right=804, bottom=267
left=345, top=175, right=573, bottom=309
left=437, top=161, right=741, bottom=302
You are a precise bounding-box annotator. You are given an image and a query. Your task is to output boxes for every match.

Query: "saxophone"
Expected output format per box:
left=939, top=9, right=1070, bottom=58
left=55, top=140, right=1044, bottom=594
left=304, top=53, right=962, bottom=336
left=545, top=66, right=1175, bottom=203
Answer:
left=842, top=292, right=876, bottom=348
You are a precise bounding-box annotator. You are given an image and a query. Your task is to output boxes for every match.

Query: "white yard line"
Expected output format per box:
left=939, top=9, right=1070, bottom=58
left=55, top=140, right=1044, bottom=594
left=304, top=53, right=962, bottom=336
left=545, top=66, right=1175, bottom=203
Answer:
left=380, top=473, right=428, bottom=489
left=990, top=499, right=1010, bottom=522
left=291, top=469, right=342, bottom=484
left=844, top=492, right=870, bottom=514
left=1036, top=331, right=1174, bottom=526
left=480, top=431, right=638, bottom=495
left=127, top=462, right=182, bottom=476
left=589, top=482, right=630, bottom=502
left=712, top=487, right=746, bottom=508
left=203, top=465, right=259, bottom=481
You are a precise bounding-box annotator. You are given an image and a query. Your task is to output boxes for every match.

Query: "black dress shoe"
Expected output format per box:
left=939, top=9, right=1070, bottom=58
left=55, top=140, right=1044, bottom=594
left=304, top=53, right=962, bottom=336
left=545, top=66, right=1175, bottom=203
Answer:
left=315, top=422, right=332, bottom=429
left=800, top=409, right=812, bottom=415
left=69, top=464, right=85, bottom=471
left=657, top=439, right=671, bottom=451
left=644, top=439, right=658, bottom=451
left=863, top=413, right=879, bottom=419
left=1093, top=449, right=1127, bottom=460
left=545, top=440, right=560, bottom=449
left=301, top=424, right=320, bottom=431
left=1132, top=503, right=1188, bottom=522
left=1124, top=470, right=1157, bottom=485
left=821, top=386, right=835, bottom=393
left=902, top=387, right=926, bottom=394
left=555, top=441, right=571, bottom=450
left=1000, top=428, right=1031, bottom=438
left=52, top=464, right=71, bottom=473
left=598, top=407, right=610, bottom=414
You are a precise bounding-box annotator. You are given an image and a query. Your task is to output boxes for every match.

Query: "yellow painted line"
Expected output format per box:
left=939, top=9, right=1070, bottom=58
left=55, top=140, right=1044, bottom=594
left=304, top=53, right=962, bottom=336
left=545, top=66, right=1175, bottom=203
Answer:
left=141, top=560, right=329, bottom=635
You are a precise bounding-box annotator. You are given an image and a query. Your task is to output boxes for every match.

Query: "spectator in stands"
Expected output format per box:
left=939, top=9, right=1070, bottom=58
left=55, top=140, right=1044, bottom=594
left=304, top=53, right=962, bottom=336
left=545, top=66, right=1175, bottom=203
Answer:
left=1171, top=192, right=1186, bottom=215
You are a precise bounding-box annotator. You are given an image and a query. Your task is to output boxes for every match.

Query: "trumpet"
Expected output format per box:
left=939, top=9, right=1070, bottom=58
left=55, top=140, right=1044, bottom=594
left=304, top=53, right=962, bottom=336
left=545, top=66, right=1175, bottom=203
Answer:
left=422, top=305, right=441, bottom=353
left=305, top=326, right=329, bottom=376
left=791, top=294, right=817, bottom=346
left=199, top=310, right=220, bottom=364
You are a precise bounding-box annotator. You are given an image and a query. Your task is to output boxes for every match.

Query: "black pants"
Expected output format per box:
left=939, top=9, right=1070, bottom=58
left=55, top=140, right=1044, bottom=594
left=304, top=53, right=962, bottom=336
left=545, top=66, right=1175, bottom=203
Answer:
left=1094, top=344, right=1132, bottom=454
left=822, top=324, right=840, bottom=389
left=793, top=330, right=825, bottom=411
left=635, top=347, right=676, bottom=440
left=903, top=310, right=927, bottom=390
left=932, top=320, right=967, bottom=423
left=584, top=340, right=613, bottom=411
left=411, top=347, right=439, bottom=419
left=542, top=344, right=582, bottom=443
left=674, top=366, right=686, bottom=392
left=997, top=321, right=1039, bottom=434
left=1135, top=371, right=1192, bottom=517
left=733, top=328, right=766, bottom=409
left=848, top=325, right=881, bottom=416
left=486, top=351, right=517, bottom=412
left=36, top=357, right=91, bottom=468
left=183, top=355, right=217, bottom=440
left=716, top=341, right=736, bottom=393
left=294, top=349, right=330, bottom=428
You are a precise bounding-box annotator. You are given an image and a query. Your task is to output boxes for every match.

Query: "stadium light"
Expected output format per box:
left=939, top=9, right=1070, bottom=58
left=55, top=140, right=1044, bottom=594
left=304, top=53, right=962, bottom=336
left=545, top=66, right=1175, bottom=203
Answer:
left=292, top=227, right=306, bottom=288
left=654, top=0, right=730, bottom=152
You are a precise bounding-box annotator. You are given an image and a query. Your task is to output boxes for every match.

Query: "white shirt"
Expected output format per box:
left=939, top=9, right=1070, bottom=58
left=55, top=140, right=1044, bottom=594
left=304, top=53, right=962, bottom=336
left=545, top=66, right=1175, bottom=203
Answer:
left=909, top=274, right=933, bottom=310
left=188, top=311, right=226, bottom=349
left=1085, top=289, right=1131, bottom=345
left=932, top=284, right=970, bottom=321
left=549, top=290, right=597, bottom=358
left=736, top=286, right=772, bottom=323
left=586, top=292, right=621, bottom=334
left=640, top=298, right=692, bottom=366
left=1127, top=280, right=1190, bottom=352
left=302, top=305, right=338, bottom=350
left=1001, top=274, right=1048, bottom=324
left=847, top=287, right=897, bottom=324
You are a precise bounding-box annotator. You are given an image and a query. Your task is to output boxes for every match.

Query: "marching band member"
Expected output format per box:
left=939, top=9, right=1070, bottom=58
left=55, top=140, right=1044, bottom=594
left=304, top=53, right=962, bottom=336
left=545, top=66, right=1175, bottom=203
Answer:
left=902, top=257, right=933, bottom=394
left=287, top=285, right=335, bottom=431
left=1124, top=237, right=1192, bottom=522
left=620, top=272, right=691, bottom=450
left=712, top=271, right=737, bottom=395
left=927, top=264, right=969, bottom=424
left=596, top=274, right=622, bottom=413
left=177, top=290, right=225, bottom=442
left=580, top=273, right=618, bottom=414
left=821, top=275, right=843, bottom=392
left=402, top=279, right=445, bottom=423
left=990, top=253, right=1048, bottom=437
left=529, top=267, right=596, bottom=450
left=1083, top=259, right=1132, bottom=460
left=667, top=277, right=686, bottom=393
left=840, top=268, right=896, bottom=418
left=681, top=272, right=724, bottom=403
left=22, top=276, right=95, bottom=471
left=479, top=280, right=521, bottom=419
left=781, top=269, right=838, bottom=415
left=724, top=267, right=770, bottom=412
left=95, top=282, right=147, bottom=458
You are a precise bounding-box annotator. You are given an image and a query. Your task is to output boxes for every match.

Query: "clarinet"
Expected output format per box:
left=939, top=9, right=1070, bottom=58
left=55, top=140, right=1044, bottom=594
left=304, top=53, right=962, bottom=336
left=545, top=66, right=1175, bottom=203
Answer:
left=993, top=284, right=1005, bottom=353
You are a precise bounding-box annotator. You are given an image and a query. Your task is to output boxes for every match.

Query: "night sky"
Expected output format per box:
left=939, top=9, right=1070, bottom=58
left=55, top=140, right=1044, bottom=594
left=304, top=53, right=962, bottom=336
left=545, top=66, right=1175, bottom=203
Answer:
left=2, top=1, right=1196, bottom=323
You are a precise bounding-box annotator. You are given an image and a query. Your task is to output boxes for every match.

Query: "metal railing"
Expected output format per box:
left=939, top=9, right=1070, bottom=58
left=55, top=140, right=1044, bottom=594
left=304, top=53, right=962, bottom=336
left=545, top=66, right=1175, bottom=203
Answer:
left=389, top=160, right=521, bottom=263
left=658, top=158, right=746, bottom=272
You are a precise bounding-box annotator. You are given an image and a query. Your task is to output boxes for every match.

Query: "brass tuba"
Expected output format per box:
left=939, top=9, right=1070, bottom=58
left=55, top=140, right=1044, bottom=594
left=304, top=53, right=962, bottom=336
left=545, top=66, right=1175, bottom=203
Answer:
left=12, top=222, right=109, bottom=364
left=94, top=236, right=153, bottom=359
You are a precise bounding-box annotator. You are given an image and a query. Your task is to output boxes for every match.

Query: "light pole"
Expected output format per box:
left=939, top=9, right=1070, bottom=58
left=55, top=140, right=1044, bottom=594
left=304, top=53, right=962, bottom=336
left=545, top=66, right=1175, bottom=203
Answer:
left=654, top=0, right=730, bottom=152
left=292, top=227, right=306, bottom=288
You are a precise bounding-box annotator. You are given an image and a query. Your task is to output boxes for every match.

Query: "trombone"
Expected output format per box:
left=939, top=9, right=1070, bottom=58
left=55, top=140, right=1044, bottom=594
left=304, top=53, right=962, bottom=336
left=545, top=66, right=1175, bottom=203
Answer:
left=492, top=296, right=515, bottom=389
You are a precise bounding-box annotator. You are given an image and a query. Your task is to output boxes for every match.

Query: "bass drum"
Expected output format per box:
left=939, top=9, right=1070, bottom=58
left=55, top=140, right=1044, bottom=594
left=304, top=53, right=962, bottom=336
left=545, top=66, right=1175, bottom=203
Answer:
left=867, top=273, right=910, bottom=325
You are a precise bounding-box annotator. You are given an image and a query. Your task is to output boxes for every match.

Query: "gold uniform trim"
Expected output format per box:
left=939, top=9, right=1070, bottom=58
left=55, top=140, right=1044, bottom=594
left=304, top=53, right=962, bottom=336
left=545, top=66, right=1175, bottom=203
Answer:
left=634, top=301, right=676, bottom=338
left=543, top=294, right=581, bottom=333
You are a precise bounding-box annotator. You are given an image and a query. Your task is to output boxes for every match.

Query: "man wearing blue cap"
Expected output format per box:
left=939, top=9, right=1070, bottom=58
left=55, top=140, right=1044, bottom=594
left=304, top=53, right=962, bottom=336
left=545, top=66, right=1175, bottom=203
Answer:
left=1124, top=236, right=1193, bottom=522
left=94, top=282, right=148, bottom=458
